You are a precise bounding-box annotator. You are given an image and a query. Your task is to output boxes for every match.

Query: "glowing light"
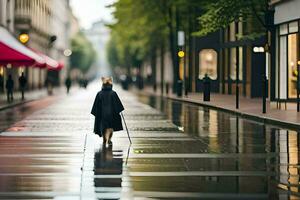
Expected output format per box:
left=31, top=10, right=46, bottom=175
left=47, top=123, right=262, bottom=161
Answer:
left=64, top=49, right=72, bottom=57
left=291, top=62, right=295, bottom=67
left=178, top=50, right=185, bottom=58
left=19, top=33, right=30, bottom=44
left=253, top=46, right=265, bottom=53
left=206, top=53, right=213, bottom=61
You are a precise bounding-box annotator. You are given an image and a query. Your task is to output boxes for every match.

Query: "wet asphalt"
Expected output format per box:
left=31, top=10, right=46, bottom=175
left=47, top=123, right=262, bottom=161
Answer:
left=0, top=84, right=299, bottom=199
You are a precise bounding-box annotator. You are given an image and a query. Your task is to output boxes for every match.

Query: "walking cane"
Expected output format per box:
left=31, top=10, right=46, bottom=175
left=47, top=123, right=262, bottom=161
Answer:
left=121, top=112, right=132, bottom=144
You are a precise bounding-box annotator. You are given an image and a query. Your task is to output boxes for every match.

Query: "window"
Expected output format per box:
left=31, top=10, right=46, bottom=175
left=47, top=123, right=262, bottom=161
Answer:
left=277, top=20, right=300, bottom=99
left=279, top=36, right=287, bottom=99
left=199, top=49, right=218, bottom=80
left=280, top=24, right=288, bottom=35
left=288, top=34, right=299, bottom=98
left=289, top=21, right=298, bottom=33
left=230, top=47, right=243, bottom=80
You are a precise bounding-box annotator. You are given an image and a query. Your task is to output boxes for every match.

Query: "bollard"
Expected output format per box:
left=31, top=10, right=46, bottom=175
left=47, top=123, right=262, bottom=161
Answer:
left=203, top=75, right=211, bottom=101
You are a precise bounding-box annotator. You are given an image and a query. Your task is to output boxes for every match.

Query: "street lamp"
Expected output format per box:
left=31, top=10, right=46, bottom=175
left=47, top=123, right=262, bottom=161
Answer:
left=64, top=49, right=72, bottom=57
left=19, top=33, right=30, bottom=44
left=178, top=50, right=185, bottom=58
left=253, top=46, right=267, bottom=113
left=177, top=31, right=185, bottom=97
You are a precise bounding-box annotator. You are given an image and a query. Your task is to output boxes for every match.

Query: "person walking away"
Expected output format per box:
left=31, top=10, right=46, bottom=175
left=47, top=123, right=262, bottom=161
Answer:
left=45, top=76, right=53, bottom=95
left=91, top=77, right=124, bottom=147
left=6, top=75, right=14, bottom=103
left=19, top=72, right=27, bottom=100
left=65, top=77, right=72, bottom=94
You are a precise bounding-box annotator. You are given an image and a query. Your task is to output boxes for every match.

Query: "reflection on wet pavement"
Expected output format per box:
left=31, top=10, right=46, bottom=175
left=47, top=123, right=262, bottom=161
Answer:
left=137, top=95, right=300, bottom=199
left=0, top=85, right=300, bottom=199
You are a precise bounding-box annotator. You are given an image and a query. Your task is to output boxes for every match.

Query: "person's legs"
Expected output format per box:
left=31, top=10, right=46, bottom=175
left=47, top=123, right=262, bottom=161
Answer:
left=21, top=88, right=24, bottom=100
left=7, top=91, right=9, bottom=102
left=108, top=128, right=113, bottom=144
left=103, top=129, right=111, bottom=146
left=8, top=91, right=13, bottom=102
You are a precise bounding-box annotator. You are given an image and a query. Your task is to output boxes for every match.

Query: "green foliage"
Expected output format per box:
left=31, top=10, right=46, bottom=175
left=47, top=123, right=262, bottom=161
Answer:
left=70, top=32, right=96, bottom=73
left=194, top=0, right=268, bottom=39
left=106, top=37, right=119, bottom=69
left=107, top=0, right=170, bottom=70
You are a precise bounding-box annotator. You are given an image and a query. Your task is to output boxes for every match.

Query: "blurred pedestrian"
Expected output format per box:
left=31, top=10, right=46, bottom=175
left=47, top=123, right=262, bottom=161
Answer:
left=6, top=75, right=14, bottom=103
left=91, top=77, right=124, bottom=147
left=83, top=78, right=88, bottom=89
left=18, top=72, right=27, bottom=100
left=65, top=77, right=72, bottom=94
left=45, top=76, right=53, bottom=95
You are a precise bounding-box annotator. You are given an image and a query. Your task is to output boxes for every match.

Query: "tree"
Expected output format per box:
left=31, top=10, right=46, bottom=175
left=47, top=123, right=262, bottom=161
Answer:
left=194, top=0, right=269, bottom=40
left=70, top=32, right=96, bottom=73
left=107, top=0, right=204, bottom=91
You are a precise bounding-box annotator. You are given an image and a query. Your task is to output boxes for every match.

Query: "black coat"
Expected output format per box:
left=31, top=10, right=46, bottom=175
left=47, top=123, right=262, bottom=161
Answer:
left=91, top=86, right=124, bottom=136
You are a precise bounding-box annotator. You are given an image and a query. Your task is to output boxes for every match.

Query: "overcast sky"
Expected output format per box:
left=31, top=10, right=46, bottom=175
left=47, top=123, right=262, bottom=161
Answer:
left=70, top=0, right=115, bottom=29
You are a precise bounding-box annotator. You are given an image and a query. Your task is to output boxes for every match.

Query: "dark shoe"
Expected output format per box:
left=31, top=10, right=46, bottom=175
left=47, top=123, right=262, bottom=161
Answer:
left=108, top=140, right=112, bottom=145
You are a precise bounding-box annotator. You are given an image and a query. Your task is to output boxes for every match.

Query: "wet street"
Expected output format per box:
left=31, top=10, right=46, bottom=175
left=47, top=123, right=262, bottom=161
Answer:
left=0, top=84, right=299, bottom=199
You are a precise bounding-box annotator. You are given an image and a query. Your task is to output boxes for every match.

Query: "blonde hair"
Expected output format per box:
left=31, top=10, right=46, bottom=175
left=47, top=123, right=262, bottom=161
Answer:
left=101, top=77, right=113, bottom=85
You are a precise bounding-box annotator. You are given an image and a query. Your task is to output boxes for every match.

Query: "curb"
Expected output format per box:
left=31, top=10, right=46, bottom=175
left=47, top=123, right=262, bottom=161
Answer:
left=137, top=90, right=300, bottom=130
left=0, top=100, right=34, bottom=111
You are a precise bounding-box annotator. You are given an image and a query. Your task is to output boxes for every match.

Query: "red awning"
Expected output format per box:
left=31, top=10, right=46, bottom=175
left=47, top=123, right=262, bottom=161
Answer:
left=0, top=27, right=44, bottom=66
left=40, top=53, right=59, bottom=70
left=57, top=61, right=64, bottom=70
left=47, top=61, right=64, bottom=71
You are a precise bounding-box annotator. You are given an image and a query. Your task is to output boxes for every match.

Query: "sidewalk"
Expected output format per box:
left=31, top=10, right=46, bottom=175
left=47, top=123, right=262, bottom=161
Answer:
left=138, top=86, right=300, bottom=129
left=0, top=87, right=67, bottom=111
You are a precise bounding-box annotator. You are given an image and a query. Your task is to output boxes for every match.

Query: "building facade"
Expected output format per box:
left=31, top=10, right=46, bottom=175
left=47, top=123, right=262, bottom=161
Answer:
left=14, top=0, right=51, bottom=88
left=49, top=0, right=71, bottom=85
left=0, top=0, right=15, bottom=92
left=273, top=0, right=300, bottom=101
left=190, top=20, right=267, bottom=98
left=14, top=0, right=71, bottom=88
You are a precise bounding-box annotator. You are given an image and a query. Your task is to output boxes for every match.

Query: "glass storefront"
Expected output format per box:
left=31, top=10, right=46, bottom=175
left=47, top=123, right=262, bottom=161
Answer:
left=221, top=22, right=247, bottom=96
left=277, top=20, right=299, bottom=100
left=199, top=49, right=217, bottom=80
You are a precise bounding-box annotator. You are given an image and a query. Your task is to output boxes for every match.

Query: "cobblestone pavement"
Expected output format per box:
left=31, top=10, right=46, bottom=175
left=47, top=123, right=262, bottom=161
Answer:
left=0, top=83, right=299, bottom=199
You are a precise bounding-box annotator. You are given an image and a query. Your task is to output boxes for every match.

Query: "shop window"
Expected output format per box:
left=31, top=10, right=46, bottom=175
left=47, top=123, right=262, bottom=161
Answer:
left=280, top=24, right=288, bottom=35
left=230, top=47, right=243, bottom=80
left=199, top=49, right=217, bottom=80
left=288, top=34, right=299, bottom=98
left=279, top=36, right=287, bottom=99
left=289, top=21, right=298, bottom=33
